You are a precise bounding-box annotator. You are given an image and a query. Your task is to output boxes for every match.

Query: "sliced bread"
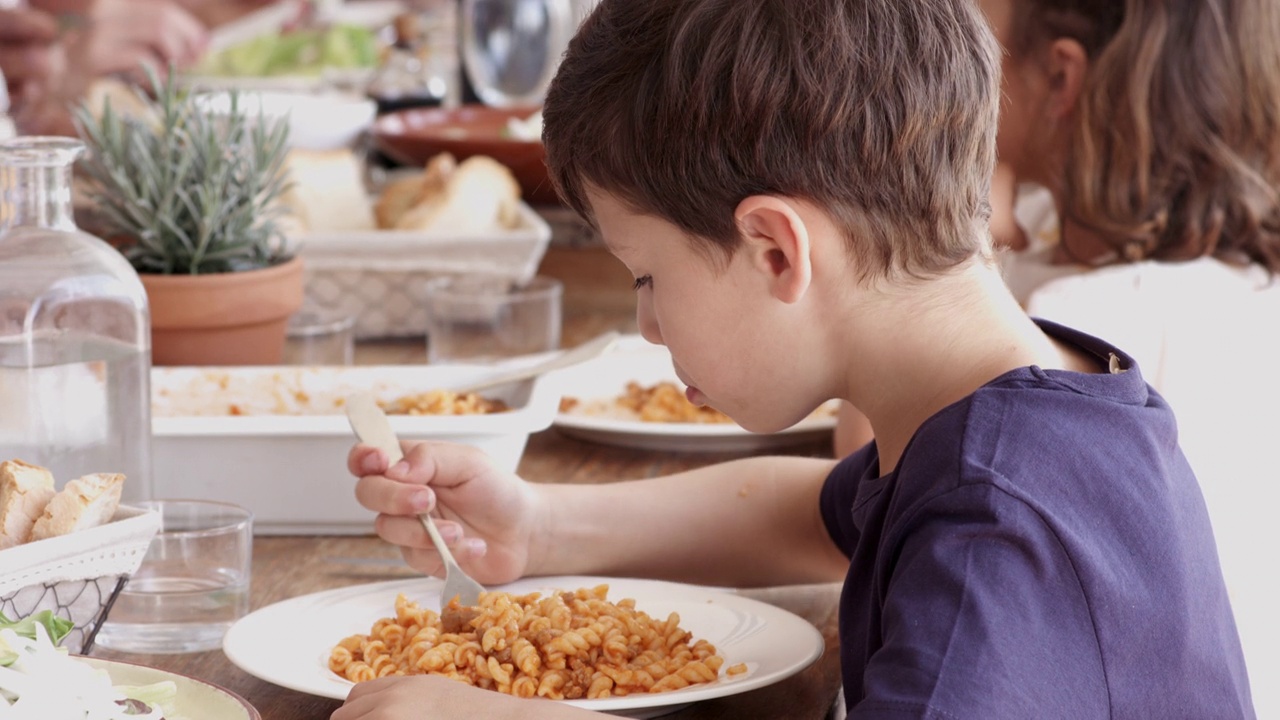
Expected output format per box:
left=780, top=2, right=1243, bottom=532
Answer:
left=29, top=473, right=125, bottom=542
left=0, top=460, right=57, bottom=550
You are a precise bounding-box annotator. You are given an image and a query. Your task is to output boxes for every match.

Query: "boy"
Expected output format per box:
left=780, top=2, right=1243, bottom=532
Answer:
left=334, top=0, right=1253, bottom=718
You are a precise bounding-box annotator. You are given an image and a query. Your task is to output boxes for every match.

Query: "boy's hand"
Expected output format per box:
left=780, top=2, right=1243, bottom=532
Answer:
left=332, top=675, right=598, bottom=720
left=348, top=441, right=543, bottom=585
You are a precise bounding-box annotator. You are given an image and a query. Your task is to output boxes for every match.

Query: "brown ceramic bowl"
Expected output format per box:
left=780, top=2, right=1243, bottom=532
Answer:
left=372, top=105, right=559, bottom=206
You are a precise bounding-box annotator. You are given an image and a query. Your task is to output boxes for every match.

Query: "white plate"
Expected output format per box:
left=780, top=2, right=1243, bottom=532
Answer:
left=223, top=575, right=824, bottom=719
left=193, top=90, right=377, bottom=151
left=79, top=657, right=260, bottom=719
left=552, top=336, right=838, bottom=452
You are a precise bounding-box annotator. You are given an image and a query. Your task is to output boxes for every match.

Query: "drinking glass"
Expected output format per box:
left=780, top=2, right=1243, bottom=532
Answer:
left=424, top=275, right=562, bottom=363
left=95, top=500, right=253, bottom=654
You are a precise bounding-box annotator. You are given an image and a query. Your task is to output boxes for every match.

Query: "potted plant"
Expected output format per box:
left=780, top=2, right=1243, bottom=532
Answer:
left=73, top=71, right=303, bottom=366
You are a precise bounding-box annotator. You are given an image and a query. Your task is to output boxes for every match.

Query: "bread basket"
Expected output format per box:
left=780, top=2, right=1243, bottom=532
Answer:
left=0, top=506, right=161, bottom=654
left=298, top=202, right=552, bottom=339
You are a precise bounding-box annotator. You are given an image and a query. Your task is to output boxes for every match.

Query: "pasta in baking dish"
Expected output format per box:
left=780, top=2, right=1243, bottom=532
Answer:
left=329, top=585, right=747, bottom=699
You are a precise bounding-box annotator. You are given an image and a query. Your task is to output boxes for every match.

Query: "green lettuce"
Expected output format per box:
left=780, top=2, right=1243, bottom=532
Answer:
left=0, top=610, right=74, bottom=666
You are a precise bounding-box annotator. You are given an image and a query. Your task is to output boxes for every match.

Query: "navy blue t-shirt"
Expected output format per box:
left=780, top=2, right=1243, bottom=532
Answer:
left=820, top=321, right=1254, bottom=719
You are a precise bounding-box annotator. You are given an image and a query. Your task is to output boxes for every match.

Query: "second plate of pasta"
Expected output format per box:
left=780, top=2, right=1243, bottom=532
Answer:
left=222, top=575, right=824, bottom=718
left=552, top=335, right=840, bottom=453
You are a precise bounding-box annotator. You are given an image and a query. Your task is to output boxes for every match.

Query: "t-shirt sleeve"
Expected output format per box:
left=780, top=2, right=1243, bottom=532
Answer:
left=820, top=446, right=875, bottom=557
left=851, top=484, right=1108, bottom=720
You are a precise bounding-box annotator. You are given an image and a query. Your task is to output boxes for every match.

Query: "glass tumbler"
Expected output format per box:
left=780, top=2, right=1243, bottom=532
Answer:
left=424, top=275, right=562, bottom=363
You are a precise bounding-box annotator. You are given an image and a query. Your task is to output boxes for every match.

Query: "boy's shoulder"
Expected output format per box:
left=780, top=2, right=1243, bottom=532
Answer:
left=900, top=321, right=1174, bottom=503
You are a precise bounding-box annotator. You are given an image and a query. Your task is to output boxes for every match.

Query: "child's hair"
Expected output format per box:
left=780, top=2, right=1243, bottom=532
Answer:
left=542, top=0, right=1002, bottom=280
left=1012, top=0, right=1280, bottom=272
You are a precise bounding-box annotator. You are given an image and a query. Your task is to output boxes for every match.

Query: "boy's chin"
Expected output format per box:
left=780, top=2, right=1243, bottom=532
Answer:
left=733, top=413, right=800, bottom=435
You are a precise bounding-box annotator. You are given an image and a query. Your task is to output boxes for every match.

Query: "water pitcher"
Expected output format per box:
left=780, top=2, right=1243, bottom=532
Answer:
left=0, top=137, right=153, bottom=501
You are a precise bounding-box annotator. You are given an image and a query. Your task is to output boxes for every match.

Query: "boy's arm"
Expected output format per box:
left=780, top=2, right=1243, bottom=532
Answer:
left=531, top=456, right=849, bottom=587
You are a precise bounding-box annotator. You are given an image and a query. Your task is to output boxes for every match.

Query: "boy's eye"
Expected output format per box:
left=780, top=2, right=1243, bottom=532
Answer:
left=632, top=275, right=653, bottom=291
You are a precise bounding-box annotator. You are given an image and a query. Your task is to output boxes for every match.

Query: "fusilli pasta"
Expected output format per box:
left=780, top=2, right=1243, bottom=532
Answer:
left=329, top=585, right=732, bottom=699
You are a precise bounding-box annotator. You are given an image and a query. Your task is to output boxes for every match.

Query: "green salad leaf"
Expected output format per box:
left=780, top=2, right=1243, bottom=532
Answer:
left=197, top=24, right=379, bottom=78
left=0, top=610, right=75, bottom=667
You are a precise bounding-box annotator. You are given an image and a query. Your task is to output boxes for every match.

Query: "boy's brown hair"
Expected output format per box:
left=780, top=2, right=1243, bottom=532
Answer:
left=1012, top=0, right=1280, bottom=272
left=543, top=0, right=1002, bottom=279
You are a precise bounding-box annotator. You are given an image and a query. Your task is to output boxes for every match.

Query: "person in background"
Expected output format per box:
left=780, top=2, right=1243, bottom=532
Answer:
left=332, top=0, right=1252, bottom=717
left=835, top=0, right=1280, bottom=711
left=0, top=0, right=281, bottom=136
left=0, top=5, right=71, bottom=134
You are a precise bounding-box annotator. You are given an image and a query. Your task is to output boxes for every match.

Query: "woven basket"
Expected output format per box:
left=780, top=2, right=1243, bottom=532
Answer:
left=298, top=203, right=552, bottom=339
left=0, top=506, right=161, bottom=654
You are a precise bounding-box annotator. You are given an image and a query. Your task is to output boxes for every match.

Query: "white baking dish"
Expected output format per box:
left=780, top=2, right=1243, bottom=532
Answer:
left=151, top=365, right=559, bottom=535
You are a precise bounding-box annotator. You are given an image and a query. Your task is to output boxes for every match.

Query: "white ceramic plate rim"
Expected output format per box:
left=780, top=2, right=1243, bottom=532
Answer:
left=222, top=575, right=824, bottom=713
left=554, top=410, right=837, bottom=438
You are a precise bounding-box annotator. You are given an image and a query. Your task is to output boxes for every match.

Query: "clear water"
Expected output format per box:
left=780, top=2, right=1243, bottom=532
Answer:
left=0, top=333, right=152, bottom=501
left=95, top=573, right=250, bottom=654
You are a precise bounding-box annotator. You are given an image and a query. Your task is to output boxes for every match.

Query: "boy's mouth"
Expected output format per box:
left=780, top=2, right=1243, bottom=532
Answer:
left=673, top=365, right=704, bottom=406
left=685, top=385, right=705, bottom=406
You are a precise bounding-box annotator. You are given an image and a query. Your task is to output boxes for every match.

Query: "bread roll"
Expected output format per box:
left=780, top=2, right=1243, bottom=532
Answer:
left=0, top=460, right=57, bottom=550
left=375, top=153, right=457, bottom=229
left=29, top=473, right=125, bottom=542
left=279, top=148, right=377, bottom=233
left=393, top=155, right=521, bottom=233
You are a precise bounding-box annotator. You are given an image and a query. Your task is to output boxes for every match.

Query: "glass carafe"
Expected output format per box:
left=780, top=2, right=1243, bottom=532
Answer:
left=0, top=137, right=153, bottom=502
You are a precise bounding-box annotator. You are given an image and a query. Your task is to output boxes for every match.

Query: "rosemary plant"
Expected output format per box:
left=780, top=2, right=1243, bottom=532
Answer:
left=74, top=70, right=293, bottom=274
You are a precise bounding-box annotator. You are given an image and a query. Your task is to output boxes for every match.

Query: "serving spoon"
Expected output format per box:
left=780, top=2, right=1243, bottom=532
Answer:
left=344, top=392, right=486, bottom=609
left=447, top=330, right=621, bottom=394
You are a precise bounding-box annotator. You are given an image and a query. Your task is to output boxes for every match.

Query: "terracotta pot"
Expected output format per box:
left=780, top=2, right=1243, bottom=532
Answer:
left=141, top=256, right=305, bottom=366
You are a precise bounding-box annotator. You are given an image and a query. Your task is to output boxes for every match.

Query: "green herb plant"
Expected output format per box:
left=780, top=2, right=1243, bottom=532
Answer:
left=74, top=69, right=294, bottom=275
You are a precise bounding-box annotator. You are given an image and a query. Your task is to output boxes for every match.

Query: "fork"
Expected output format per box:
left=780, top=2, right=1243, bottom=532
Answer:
left=344, top=392, right=486, bottom=609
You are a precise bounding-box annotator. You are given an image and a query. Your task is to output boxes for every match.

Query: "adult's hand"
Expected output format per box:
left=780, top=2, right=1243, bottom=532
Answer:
left=0, top=7, right=61, bottom=104
left=0, top=6, right=79, bottom=136
left=80, top=0, right=209, bottom=80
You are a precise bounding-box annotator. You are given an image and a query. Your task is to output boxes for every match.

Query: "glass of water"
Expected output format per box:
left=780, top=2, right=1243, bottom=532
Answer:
left=95, top=500, right=253, bottom=654
left=424, top=275, right=563, bottom=364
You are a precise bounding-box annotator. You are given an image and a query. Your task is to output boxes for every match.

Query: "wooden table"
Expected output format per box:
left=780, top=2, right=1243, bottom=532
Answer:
left=90, top=247, right=846, bottom=719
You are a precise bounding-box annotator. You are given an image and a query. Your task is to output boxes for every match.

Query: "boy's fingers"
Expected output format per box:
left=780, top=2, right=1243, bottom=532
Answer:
left=347, top=444, right=389, bottom=477
left=394, top=441, right=490, bottom=490
left=401, top=545, right=447, bottom=577
left=355, top=475, right=434, bottom=516
left=373, top=514, right=433, bottom=550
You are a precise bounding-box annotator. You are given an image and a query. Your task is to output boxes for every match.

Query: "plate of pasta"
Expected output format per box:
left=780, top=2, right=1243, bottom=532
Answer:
left=222, top=575, right=824, bottom=718
left=552, top=336, right=839, bottom=452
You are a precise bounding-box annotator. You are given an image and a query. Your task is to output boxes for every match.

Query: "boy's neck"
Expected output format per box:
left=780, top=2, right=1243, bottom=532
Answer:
left=837, top=258, right=1099, bottom=474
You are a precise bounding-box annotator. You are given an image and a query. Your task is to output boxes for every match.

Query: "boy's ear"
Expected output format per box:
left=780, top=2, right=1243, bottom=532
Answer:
left=734, top=196, right=812, bottom=304
left=1045, top=38, right=1089, bottom=119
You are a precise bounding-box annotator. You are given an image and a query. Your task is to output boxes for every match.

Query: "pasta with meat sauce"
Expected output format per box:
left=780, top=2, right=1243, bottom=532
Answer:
left=329, top=585, right=746, bottom=699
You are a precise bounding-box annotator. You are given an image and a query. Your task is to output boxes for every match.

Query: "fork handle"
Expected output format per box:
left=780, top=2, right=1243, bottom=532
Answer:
left=345, top=393, right=467, bottom=575
left=418, top=513, right=465, bottom=571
